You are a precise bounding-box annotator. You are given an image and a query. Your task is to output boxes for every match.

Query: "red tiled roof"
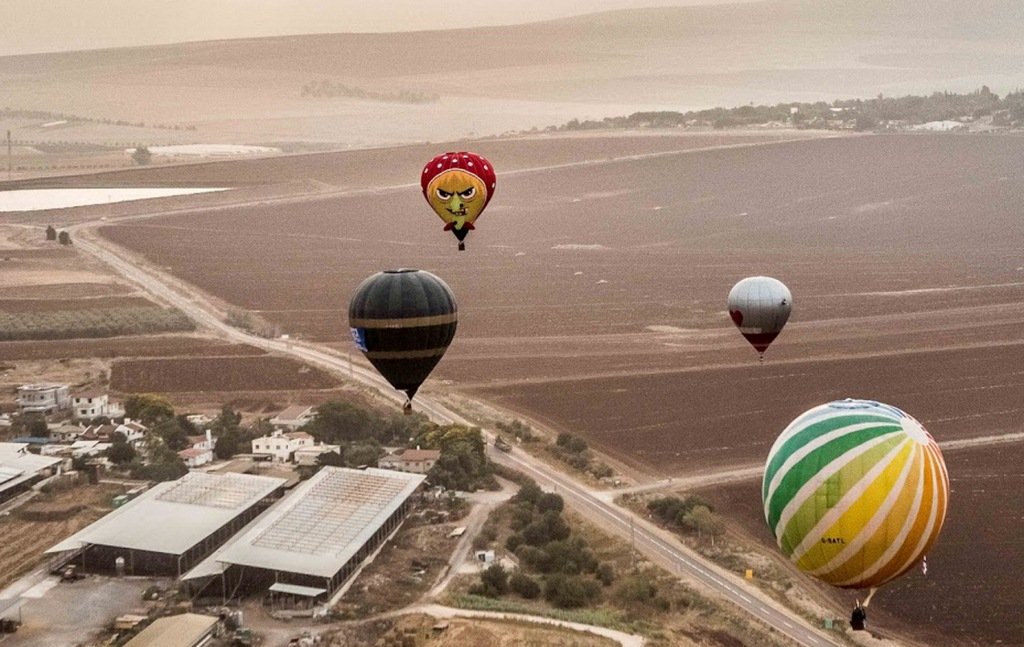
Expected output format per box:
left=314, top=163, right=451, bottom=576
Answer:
left=399, top=449, right=440, bottom=461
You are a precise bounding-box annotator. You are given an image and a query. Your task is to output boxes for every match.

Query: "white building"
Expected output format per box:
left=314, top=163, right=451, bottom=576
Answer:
left=71, top=391, right=125, bottom=421
left=269, top=406, right=316, bottom=430
left=379, top=448, right=441, bottom=475
left=17, top=383, right=70, bottom=415
left=179, top=431, right=216, bottom=468
left=251, top=431, right=314, bottom=463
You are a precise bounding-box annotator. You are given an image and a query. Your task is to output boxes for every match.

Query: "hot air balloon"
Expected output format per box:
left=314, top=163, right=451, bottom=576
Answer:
left=762, top=399, right=949, bottom=599
left=348, top=269, right=457, bottom=412
left=727, top=276, right=791, bottom=361
left=421, top=151, right=496, bottom=250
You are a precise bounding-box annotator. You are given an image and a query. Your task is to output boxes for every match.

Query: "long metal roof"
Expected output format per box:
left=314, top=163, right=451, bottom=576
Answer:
left=46, top=471, right=286, bottom=556
left=183, top=467, right=424, bottom=580
left=0, top=443, right=63, bottom=495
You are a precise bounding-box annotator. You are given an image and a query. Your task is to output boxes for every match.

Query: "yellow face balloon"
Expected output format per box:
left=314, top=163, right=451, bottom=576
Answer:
left=426, top=169, right=488, bottom=231
left=420, top=151, right=497, bottom=251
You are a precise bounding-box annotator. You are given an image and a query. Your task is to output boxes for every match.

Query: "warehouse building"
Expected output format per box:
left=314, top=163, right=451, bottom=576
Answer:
left=183, top=467, right=424, bottom=602
left=46, top=471, right=286, bottom=576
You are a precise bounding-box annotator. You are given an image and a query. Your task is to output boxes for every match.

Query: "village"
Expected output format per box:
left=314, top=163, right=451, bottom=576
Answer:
left=0, top=382, right=485, bottom=647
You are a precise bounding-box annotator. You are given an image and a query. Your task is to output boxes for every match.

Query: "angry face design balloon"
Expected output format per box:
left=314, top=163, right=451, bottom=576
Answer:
left=421, top=151, right=496, bottom=250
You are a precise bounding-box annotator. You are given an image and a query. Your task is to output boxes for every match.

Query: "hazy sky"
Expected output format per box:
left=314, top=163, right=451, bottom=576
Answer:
left=0, top=0, right=758, bottom=56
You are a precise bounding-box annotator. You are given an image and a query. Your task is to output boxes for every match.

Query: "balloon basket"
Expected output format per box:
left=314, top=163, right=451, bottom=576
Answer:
left=458, top=242, right=466, bottom=251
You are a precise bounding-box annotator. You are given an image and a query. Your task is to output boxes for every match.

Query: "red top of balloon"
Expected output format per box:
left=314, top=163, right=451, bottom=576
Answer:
left=420, top=151, right=496, bottom=207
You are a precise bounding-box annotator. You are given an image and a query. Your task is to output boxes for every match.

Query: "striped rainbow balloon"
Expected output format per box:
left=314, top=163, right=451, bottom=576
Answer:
left=762, top=399, right=949, bottom=589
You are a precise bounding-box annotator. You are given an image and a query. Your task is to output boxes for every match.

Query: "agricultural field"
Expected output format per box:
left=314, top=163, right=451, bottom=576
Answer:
left=693, top=440, right=1024, bottom=646
left=0, top=482, right=125, bottom=591
left=110, top=356, right=340, bottom=393
left=96, top=131, right=1024, bottom=644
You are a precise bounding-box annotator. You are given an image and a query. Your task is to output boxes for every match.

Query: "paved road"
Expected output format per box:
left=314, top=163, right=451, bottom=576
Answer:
left=69, top=224, right=842, bottom=647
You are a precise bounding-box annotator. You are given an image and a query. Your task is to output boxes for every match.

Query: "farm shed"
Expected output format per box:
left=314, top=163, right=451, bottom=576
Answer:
left=0, top=442, right=64, bottom=503
left=46, top=472, right=286, bottom=576
left=183, top=467, right=424, bottom=601
left=123, top=612, right=218, bottom=647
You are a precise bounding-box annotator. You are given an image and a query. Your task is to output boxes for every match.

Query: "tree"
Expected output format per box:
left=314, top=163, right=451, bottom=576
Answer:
left=45, top=225, right=56, bottom=241
left=344, top=441, right=381, bottom=467
left=509, top=572, right=541, bottom=599
left=317, top=450, right=345, bottom=467
left=213, top=429, right=241, bottom=460
left=512, top=480, right=542, bottom=506
left=124, top=393, right=174, bottom=425
left=131, top=146, right=152, bottom=165
left=544, top=574, right=600, bottom=609
left=106, top=432, right=136, bottom=464
left=151, top=417, right=192, bottom=451
left=682, top=505, right=725, bottom=545
left=479, top=563, right=508, bottom=596
left=305, top=400, right=376, bottom=443
left=10, top=413, right=48, bottom=438
left=536, top=492, right=564, bottom=514
left=57, top=230, right=71, bottom=246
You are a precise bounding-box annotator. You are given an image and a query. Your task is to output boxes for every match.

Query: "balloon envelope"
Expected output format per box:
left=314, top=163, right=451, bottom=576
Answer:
left=762, top=399, right=949, bottom=589
left=421, top=151, right=496, bottom=249
left=727, top=276, right=792, bottom=356
left=348, top=269, right=457, bottom=405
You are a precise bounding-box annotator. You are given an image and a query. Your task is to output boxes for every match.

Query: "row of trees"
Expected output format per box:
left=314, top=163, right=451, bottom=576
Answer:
left=647, top=495, right=725, bottom=545
left=0, top=306, right=194, bottom=341
left=550, top=432, right=614, bottom=480
left=300, top=80, right=439, bottom=104
left=555, top=86, right=1024, bottom=132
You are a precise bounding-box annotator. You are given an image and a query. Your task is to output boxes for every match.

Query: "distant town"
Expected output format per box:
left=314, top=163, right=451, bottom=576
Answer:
left=549, top=86, right=1024, bottom=133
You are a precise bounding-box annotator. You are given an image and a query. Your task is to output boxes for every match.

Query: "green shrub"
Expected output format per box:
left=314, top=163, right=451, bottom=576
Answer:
left=509, top=572, right=541, bottom=599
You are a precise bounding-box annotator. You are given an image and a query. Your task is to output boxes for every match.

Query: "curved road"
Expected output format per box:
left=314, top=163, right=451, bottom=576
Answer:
left=70, top=220, right=841, bottom=647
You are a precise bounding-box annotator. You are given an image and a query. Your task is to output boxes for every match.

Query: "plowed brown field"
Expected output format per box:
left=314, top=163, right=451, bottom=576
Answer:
left=99, top=132, right=1024, bottom=644
left=110, top=356, right=340, bottom=393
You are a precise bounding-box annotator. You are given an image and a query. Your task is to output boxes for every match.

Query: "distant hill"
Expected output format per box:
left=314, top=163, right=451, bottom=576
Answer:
left=1, top=1, right=1021, bottom=147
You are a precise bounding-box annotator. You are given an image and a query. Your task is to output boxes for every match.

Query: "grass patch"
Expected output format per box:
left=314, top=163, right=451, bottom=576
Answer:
left=448, top=594, right=631, bottom=631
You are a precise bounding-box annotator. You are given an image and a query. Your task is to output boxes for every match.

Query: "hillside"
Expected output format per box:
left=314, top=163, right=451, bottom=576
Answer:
left=0, top=1, right=1022, bottom=148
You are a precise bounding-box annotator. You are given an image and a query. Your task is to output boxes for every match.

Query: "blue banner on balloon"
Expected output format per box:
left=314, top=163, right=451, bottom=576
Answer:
left=350, top=327, right=368, bottom=352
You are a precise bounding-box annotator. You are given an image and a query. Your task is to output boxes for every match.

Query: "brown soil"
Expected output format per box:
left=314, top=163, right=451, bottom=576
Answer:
left=0, top=335, right=264, bottom=361
left=110, top=355, right=340, bottom=392
left=70, top=132, right=1024, bottom=644
left=692, top=440, right=1024, bottom=646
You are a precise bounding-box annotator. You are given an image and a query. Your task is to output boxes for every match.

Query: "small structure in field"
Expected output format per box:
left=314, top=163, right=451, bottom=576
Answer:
left=122, top=612, right=219, bottom=647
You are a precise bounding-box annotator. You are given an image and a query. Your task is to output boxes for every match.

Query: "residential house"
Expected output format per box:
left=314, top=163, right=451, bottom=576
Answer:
left=71, top=391, right=125, bottom=421
left=80, top=419, right=148, bottom=446
left=49, top=423, right=86, bottom=443
left=178, top=431, right=215, bottom=468
left=293, top=443, right=342, bottom=466
left=17, top=383, right=70, bottom=415
left=379, top=448, right=441, bottom=475
left=251, top=430, right=313, bottom=463
left=269, top=405, right=315, bottom=430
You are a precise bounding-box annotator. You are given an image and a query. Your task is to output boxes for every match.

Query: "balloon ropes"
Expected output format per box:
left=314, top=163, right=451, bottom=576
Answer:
left=762, top=399, right=949, bottom=615
left=348, top=269, right=457, bottom=413
left=421, top=151, right=496, bottom=251
left=727, top=276, right=792, bottom=361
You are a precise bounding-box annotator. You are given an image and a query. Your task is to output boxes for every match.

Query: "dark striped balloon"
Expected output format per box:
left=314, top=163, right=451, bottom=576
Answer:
left=348, top=269, right=457, bottom=410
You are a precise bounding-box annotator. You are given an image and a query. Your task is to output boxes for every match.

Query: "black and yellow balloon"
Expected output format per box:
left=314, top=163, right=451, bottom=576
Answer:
left=348, top=269, right=457, bottom=412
